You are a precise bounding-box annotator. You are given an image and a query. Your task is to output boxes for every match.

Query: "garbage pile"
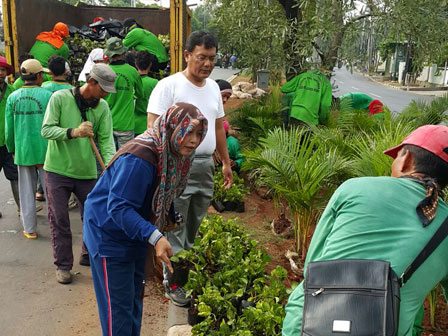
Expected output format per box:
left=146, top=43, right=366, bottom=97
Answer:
left=231, top=81, right=266, bottom=99
left=66, top=19, right=129, bottom=82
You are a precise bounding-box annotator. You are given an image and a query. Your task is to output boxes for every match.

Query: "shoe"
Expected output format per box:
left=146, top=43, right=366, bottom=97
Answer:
left=79, top=254, right=90, bottom=266
left=35, top=193, right=45, bottom=202
left=68, top=199, right=78, bottom=210
left=165, top=286, right=191, bottom=307
left=56, top=269, right=72, bottom=284
left=23, top=231, right=37, bottom=239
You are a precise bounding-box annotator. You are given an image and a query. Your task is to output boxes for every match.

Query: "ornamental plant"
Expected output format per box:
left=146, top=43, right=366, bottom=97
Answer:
left=212, top=170, right=249, bottom=204
left=244, top=126, right=350, bottom=259
left=171, top=216, right=289, bottom=335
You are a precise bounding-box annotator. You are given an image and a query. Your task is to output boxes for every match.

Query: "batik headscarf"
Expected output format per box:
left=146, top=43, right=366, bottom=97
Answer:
left=107, top=102, right=207, bottom=232
left=36, top=22, right=69, bottom=49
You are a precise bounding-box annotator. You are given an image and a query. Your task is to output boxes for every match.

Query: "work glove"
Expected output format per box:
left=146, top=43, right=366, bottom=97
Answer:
left=72, top=121, right=94, bottom=138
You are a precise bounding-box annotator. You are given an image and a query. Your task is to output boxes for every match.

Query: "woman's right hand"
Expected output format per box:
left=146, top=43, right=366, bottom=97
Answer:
left=155, top=237, right=173, bottom=273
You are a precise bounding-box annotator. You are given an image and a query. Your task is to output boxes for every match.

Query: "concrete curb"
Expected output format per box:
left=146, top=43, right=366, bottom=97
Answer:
left=166, top=302, right=190, bottom=335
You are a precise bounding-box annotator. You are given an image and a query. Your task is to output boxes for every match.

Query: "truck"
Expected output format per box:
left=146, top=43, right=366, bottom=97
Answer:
left=2, top=0, right=191, bottom=76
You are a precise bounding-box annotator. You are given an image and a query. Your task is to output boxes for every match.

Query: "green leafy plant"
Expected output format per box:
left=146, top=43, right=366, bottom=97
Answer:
left=171, top=216, right=289, bottom=335
left=212, top=170, right=249, bottom=203
left=229, top=85, right=284, bottom=149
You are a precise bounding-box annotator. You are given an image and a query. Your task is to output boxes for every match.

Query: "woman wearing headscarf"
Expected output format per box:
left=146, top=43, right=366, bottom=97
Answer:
left=83, top=102, right=207, bottom=336
left=29, top=22, right=70, bottom=68
left=78, top=48, right=108, bottom=83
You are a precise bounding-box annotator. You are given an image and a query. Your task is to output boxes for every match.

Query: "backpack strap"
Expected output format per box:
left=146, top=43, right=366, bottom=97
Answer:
left=400, top=216, right=448, bottom=286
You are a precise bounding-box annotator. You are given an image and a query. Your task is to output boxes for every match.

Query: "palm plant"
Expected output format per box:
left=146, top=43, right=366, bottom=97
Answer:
left=396, top=94, right=448, bottom=127
left=349, top=121, right=415, bottom=177
left=229, top=85, right=284, bottom=148
left=243, top=127, right=350, bottom=259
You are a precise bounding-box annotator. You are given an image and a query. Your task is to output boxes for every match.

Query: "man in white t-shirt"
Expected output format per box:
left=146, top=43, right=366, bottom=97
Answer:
left=147, top=31, right=233, bottom=306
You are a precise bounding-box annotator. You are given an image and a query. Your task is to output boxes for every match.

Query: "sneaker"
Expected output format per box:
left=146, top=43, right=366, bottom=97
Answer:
left=79, top=254, right=90, bottom=267
left=165, top=286, right=191, bottom=307
left=68, top=199, right=78, bottom=210
left=23, top=231, right=37, bottom=239
left=56, top=269, right=72, bottom=284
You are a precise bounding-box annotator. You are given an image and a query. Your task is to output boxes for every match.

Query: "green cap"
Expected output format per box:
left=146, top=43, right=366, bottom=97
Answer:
left=104, top=37, right=128, bottom=57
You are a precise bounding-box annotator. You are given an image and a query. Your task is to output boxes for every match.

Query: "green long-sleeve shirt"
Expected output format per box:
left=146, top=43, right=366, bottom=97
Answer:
left=41, top=80, right=73, bottom=93
left=281, top=71, right=332, bottom=125
left=0, top=83, right=15, bottom=147
left=123, top=28, right=169, bottom=63
left=134, top=74, right=158, bottom=134
left=41, top=89, right=116, bottom=179
left=29, top=40, right=69, bottom=68
left=282, top=177, right=448, bottom=336
left=105, top=61, right=144, bottom=132
left=5, top=86, right=52, bottom=165
left=227, top=135, right=244, bottom=169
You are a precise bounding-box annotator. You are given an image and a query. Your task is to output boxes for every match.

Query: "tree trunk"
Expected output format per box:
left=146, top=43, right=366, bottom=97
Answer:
left=321, top=0, right=345, bottom=72
left=278, top=0, right=305, bottom=80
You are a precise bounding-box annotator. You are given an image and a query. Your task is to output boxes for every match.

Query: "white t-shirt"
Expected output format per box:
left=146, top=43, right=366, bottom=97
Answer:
left=147, top=72, right=225, bottom=155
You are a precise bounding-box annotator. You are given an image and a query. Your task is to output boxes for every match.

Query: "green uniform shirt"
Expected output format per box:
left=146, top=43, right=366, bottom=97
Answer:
left=282, top=177, right=448, bottom=336
left=41, top=80, right=73, bottom=93
left=227, top=135, right=244, bottom=169
left=41, top=89, right=116, bottom=179
left=5, top=86, right=52, bottom=165
left=134, top=74, right=158, bottom=134
left=13, top=73, right=52, bottom=90
left=281, top=72, right=332, bottom=125
left=123, top=28, right=169, bottom=63
left=29, top=40, right=69, bottom=68
left=0, top=84, right=15, bottom=147
left=105, top=61, right=144, bottom=132
left=340, top=92, right=374, bottom=110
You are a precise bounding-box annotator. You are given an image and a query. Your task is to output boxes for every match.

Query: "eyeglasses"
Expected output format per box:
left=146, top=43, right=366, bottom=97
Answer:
left=191, top=54, right=217, bottom=63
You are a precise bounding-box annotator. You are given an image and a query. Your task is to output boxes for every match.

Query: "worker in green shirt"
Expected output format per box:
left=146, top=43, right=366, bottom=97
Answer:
left=13, top=54, right=52, bottom=91
left=5, top=59, right=52, bottom=239
left=123, top=19, right=169, bottom=74
left=104, top=37, right=144, bottom=149
left=29, top=22, right=70, bottom=68
left=0, top=56, right=20, bottom=218
left=41, top=63, right=117, bottom=284
left=42, top=56, right=73, bottom=93
left=281, top=71, right=332, bottom=125
left=339, top=92, right=385, bottom=119
left=222, top=120, right=244, bottom=173
left=282, top=125, right=448, bottom=336
left=134, top=51, right=158, bottom=136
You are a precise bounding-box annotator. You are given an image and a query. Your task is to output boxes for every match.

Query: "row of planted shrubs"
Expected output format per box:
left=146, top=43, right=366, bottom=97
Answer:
left=172, top=215, right=291, bottom=335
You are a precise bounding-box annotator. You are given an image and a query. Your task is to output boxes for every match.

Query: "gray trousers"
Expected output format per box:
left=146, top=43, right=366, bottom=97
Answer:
left=113, top=130, right=135, bottom=150
left=18, top=166, right=46, bottom=233
left=166, top=155, right=215, bottom=255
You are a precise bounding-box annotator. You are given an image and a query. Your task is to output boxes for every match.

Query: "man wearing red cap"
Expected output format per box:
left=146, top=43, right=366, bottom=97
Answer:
left=29, top=22, right=70, bottom=68
left=0, top=57, right=20, bottom=217
left=283, top=125, right=448, bottom=336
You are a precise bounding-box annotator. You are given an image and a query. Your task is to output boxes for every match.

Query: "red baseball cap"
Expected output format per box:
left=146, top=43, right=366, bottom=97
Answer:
left=384, top=125, right=448, bottom=163
left=0, top=56, right=13, bottom=75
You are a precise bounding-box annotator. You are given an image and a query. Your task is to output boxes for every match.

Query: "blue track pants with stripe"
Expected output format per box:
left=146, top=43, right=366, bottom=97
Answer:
left=90, top=254, right=146, bottom=336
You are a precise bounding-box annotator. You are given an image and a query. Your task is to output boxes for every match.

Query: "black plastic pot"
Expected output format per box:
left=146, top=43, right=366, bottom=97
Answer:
left=223, top=201, right=245, bottom=213
left=188, top=306, right=205, bottom=326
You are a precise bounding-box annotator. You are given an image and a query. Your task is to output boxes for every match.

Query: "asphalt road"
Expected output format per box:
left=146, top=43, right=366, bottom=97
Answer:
left=210, top=67, right=240, bottom=81
left=332, top=67, right=436, bottom=113
left=0, top=173, right=100, bottom=335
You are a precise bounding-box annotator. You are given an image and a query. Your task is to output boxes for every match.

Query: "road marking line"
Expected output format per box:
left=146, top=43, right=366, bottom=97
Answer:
left=370, top=93, right=382, bottom=98
left=338, top=81, right=345, bottom=84
left=351, top=86, right=359, bottom=90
